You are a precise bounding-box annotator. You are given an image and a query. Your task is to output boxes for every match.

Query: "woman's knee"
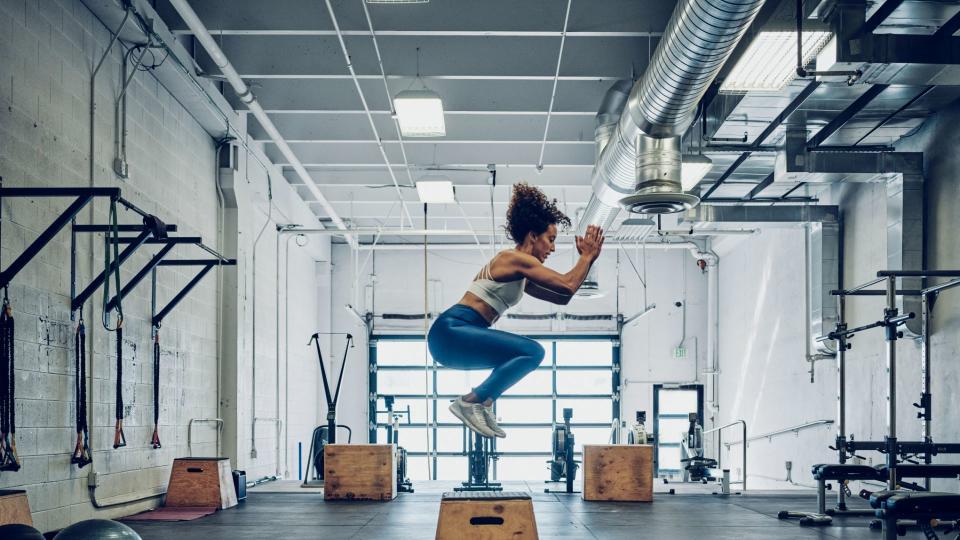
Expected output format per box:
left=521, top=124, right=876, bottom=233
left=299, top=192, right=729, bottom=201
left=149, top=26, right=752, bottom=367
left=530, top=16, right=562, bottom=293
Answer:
left=522, top=340, right=545, bottom=366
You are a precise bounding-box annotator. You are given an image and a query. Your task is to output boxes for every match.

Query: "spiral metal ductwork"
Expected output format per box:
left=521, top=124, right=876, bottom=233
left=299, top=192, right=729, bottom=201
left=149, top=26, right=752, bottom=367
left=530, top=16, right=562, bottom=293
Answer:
left=581, top=0, right=766, bottom=231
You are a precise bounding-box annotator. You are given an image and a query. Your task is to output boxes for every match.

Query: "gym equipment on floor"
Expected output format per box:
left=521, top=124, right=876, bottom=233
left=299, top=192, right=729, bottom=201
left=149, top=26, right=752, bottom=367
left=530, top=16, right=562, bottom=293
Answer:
left=322, top=444, right=398, bottom=501
left=0, top=489, right=32, bottom=527
left=628, top=410, right=648, bottom=444
left=456, top=430, right=502, bottom=492
left=301, top=332, right=355, bottom=488
left=866, top=490, right=960, bottom=540
left=0, top=523, right=43, bottom=540
left=52, top=519, right=142, bottom=540
left=583, top=444, right=653, bottom=502
left=545, top=408, right=579, bottom=494
left=780, top=270, right=960, bottom=531
left=378, top=396, right=414, bottom=493
left=680, top=412, right=718, bottom=483
left=165, top=457, right=238, bottom=510
left=436, top=491, right=539, bottom=540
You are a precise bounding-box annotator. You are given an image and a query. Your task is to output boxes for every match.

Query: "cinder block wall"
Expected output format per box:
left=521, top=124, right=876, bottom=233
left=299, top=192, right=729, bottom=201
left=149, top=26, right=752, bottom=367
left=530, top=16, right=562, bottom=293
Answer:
left=0, top=0, right=219, bottom=530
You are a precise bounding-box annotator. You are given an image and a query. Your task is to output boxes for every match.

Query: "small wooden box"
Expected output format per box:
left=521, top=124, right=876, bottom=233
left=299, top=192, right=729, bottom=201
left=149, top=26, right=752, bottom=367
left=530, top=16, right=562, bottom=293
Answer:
left=582, top=444, right=653, bottom=502
left=324, top=444, right=396, bottom=501
left=165, top=457, right=238, bottom=509
left=436, top=491, right=538, bottom=540
left=0, top=490, right=32, bottom=527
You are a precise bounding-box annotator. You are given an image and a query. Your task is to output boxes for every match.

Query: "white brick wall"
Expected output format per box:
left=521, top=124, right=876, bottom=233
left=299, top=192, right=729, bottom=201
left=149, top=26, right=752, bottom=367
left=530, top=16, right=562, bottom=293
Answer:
left=0, top=0, right=219, bottom=531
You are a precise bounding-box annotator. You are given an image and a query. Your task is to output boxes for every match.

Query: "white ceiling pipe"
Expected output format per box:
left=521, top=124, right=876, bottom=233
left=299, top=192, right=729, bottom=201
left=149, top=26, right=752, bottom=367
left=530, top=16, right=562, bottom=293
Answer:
left=536, top=0, right=574, bottom=172
left=350, top=242, right=704, bottom=251
left=166, top=0, right=356, bottom=248
left=325, top=0, right=414, bottom=229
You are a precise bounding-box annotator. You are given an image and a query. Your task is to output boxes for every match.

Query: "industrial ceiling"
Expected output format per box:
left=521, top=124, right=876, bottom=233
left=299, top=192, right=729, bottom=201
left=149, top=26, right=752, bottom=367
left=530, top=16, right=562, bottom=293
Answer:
left=154, top=0, right=960, bottom=243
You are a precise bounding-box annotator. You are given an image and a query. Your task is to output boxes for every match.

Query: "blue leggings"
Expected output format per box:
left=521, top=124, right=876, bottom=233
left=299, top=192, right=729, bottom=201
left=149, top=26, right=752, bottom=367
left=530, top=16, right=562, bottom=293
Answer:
left=427, top=304, right=545, bottom=401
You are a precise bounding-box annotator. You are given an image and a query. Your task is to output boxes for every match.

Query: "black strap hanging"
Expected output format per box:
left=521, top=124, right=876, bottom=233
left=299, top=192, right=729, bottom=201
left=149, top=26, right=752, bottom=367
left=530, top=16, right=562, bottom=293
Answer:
left=101, top=197, right=126, bottom=450
left=113, top=321, right=125, bottom=449
left=150, top=327, right=161, bottom=449
left=71, top=321, right=91, bottom=468
left=0, top=290, right=20, bottom=471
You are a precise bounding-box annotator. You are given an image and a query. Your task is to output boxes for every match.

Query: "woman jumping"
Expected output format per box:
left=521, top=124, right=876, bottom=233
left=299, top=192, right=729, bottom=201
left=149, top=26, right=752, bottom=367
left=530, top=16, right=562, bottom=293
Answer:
left=427, top=183, right=605, bottom=438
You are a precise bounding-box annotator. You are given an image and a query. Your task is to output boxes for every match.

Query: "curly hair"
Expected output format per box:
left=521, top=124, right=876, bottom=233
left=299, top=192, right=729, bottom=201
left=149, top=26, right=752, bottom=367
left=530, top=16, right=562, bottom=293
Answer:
left=504, top=183, right=571, bottom=243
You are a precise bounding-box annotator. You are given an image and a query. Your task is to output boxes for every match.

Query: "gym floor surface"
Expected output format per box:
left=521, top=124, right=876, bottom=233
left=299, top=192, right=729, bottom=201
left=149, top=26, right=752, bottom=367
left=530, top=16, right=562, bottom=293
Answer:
left=121, top=481, right=914, bottom=539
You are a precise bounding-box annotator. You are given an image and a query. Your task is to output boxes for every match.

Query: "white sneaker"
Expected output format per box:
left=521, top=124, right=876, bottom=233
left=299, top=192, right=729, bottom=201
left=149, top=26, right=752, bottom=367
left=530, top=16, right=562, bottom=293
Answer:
left=482, top=406, right=506, bottom=438
left=449, top=398, right=496, bottom=438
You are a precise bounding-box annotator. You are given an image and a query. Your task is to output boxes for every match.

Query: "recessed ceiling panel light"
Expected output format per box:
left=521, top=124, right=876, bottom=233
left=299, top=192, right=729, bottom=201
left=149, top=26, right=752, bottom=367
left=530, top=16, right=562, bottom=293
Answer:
left=416, top=180, right=455, bottom=204
left=366, top=0, right=429, bottom=4
left=393, top=89, right=446, bottom=137
left=720, top=31, right=832, bottom=93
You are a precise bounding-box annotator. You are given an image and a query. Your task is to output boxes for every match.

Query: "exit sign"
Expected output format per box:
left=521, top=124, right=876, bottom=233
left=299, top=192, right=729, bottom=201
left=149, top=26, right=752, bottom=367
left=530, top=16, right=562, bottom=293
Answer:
left=673, top=347, right=687, bottom=359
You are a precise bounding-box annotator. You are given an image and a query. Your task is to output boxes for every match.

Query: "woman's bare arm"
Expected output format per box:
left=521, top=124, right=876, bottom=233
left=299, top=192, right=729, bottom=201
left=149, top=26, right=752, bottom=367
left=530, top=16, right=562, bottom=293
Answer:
left=524, top=280, right=574, bottom=305
left=503, top=225, right=605, bottom=296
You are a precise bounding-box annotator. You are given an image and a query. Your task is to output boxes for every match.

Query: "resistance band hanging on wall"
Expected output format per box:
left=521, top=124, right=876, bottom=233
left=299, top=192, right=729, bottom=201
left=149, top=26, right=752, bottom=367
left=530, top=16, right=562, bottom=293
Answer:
left=72, top=320, right=92, bottom=467
left=151, top=327, right=161, bottom=449
left=103, top=198, right=126, bottom=450
left=0, top=289, right=19, bottom=471
left=0, top=177, right=20, bottom=472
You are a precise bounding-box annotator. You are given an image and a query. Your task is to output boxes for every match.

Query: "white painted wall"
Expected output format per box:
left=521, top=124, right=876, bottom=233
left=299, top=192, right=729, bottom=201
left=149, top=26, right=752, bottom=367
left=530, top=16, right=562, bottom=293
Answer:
left=716, top=100, right=960, bottom=492
left=0, top=0, right=328, bottom=530
left=329, top=243, right=711, bottom=450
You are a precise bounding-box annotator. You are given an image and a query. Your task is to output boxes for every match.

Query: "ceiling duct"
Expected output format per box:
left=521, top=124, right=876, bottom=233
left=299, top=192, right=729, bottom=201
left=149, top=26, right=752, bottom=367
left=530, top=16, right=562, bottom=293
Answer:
left=574, top=207, right=606, bottom=299
left=580, top=0, right=767, bottom=231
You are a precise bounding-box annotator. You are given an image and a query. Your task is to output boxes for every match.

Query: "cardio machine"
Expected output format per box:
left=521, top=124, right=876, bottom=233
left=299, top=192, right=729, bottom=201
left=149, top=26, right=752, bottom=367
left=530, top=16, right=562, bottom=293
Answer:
left=545, top=408, right=579, bottom=494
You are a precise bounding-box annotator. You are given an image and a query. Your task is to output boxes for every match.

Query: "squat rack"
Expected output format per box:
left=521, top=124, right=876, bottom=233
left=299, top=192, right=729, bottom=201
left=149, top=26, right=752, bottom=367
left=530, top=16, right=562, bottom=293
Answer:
left=823, top=270, right=960, bottom=495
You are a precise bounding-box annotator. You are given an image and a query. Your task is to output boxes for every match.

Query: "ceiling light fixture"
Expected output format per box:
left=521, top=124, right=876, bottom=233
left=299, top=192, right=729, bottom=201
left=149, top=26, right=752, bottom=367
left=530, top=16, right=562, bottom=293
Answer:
left=720, top=31, right=832, bottom=93
left=366, top=0, right=429, bottom=3
left=680, top=154, right=713, bottom=191
left=416, top=179, right=456, bottom=204
left=394, top=89, right=446, bottom=137
left=394, top=47, right=446, bottom=137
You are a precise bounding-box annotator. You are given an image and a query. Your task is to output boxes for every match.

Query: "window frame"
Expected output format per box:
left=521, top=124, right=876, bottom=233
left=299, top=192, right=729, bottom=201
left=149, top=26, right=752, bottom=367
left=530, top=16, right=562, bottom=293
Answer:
left=368, top=334, right=621, bottom=481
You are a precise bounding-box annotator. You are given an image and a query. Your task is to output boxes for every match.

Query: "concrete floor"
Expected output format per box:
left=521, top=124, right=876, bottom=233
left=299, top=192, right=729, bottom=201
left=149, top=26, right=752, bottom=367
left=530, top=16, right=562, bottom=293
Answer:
left=122, top=481, right=933, bottom=539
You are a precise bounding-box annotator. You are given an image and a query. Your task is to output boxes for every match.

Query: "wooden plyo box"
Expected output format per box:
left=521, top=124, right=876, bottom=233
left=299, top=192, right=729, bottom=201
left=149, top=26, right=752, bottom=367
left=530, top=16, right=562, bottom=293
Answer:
left=165, top=457, right=238, bottom=509
left=582, top=444, right=654, bottom=502
left=436, top=491, right=538, bottom=540
left=0, top=490, right=32, bottom=527
left=324, top=444, right=396, bottom=501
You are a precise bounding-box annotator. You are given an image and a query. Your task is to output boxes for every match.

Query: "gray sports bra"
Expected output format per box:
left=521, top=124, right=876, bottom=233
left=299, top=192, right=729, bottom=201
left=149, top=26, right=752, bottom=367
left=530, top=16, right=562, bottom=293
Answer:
left=467, top=255, right=526, bottom=315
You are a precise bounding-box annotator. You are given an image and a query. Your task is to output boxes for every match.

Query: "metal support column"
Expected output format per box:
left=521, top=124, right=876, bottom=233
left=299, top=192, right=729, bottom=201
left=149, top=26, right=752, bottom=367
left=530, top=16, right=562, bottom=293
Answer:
left=884, top=276, right=898, bottom=490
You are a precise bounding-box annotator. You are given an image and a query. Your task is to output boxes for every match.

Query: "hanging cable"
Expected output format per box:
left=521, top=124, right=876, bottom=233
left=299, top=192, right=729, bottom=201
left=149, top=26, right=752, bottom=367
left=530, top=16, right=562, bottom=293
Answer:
left=102, top=197, right=126, bottom=449
left=71, top=321, right=91, bottom=467
left=151, top=326, right=161, bottom=449
left=423, top=203, right=433, bottom=480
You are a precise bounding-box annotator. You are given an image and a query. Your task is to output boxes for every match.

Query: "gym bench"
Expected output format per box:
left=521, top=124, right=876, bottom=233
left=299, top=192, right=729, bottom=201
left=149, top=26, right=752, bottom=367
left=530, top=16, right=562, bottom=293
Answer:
left=870, top=491, right=960, bottom=540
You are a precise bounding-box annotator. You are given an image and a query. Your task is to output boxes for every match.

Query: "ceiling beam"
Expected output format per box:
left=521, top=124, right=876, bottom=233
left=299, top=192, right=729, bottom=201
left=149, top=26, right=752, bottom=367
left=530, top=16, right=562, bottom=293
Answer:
left=173, top=30, right=665, bottom=37
left=701, top=81, right=821, bottom=200
left=933, top=10, right=960, bottom=38
left=806, top=85, right=889, bottom=148
left=860, top=0, right=907, bottom=35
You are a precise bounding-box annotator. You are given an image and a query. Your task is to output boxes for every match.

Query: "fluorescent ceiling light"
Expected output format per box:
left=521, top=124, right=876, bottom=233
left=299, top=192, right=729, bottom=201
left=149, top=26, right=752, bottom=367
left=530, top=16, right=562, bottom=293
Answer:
left=393, top=89, right=446, bottom=137
left=681, top=154, right=713, bottom=191
left=720, top=31, right=832, bottom=92
left=367, top=0, right=429, bottom=3
left=416, top=180, right=456, bottom=204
